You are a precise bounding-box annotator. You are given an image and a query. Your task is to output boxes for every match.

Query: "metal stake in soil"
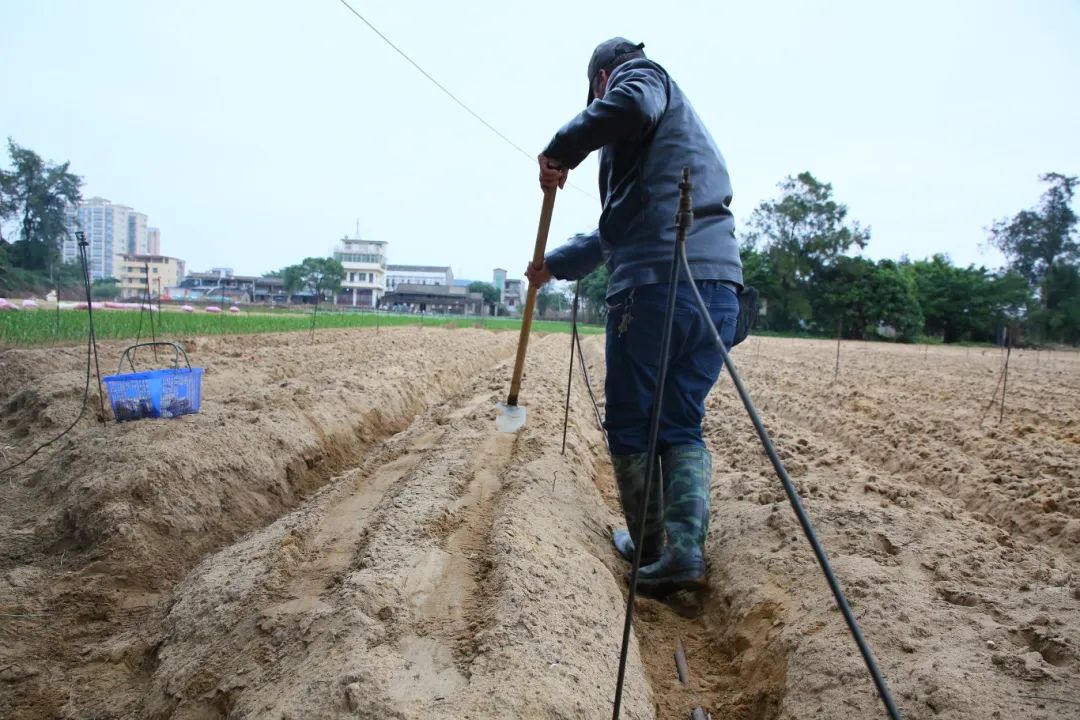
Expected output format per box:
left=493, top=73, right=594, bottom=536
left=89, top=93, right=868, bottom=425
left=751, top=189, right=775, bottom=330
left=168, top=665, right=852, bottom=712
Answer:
left=76, top=232, right=106, bottom=421
left=145, top=262, right=158, bottom=362
left=52, top=261, right=61, bottom=336
left=561, top=281, right=581, bottom=455
left=999, top=328, right=1012, bottom=424
left=834, top=320, right=842, bottom=383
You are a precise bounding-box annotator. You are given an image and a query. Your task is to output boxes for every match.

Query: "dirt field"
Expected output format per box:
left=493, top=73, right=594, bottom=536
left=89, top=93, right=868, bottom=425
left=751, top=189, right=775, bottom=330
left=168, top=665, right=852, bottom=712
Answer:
left=1, top=328, right=1077, bottom=719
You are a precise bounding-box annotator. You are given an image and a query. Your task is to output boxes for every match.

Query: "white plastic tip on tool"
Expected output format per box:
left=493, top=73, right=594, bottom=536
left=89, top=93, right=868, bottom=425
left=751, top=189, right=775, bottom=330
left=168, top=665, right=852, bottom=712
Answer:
left=495, top=403, right=526, bottom=433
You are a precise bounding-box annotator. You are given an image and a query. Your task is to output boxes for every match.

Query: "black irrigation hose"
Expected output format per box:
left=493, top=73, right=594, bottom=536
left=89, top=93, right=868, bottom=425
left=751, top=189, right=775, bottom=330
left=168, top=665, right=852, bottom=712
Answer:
left=610, top=168, right=900, bottom=719
left=611, top=174, right=688, bottom=720
left=0, top=234, right=104, bottom=477
left=676, top=241, right=903, bottom=720
left=575, top=328, right=606, bottom=439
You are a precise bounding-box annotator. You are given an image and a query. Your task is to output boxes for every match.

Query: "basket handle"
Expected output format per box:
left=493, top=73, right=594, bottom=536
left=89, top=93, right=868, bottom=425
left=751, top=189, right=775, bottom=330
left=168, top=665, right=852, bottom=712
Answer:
left=118, top=342, right=193, bottom=374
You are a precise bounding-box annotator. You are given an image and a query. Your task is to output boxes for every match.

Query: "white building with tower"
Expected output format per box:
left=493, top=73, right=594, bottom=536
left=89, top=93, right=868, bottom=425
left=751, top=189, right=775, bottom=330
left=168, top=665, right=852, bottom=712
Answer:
left=333, top=235, right=387, bottom=307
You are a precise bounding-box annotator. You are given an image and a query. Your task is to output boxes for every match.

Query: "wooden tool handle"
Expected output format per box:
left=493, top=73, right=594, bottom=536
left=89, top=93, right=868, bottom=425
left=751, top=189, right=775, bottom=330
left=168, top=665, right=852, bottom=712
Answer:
left=506, top=187, right=557, bottom=406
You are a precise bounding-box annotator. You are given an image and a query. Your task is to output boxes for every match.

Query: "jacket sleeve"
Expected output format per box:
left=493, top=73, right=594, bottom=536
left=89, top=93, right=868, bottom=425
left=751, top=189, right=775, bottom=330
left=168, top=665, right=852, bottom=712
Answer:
left=545, top=229, right=603, bottom=280
left=542, top=65, right=668, bottom=169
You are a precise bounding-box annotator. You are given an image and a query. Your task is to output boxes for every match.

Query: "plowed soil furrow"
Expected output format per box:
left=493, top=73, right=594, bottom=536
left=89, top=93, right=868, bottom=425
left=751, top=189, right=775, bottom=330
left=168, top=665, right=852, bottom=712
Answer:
left=736, top=340, right=1080, bottom=555
left=135, top=333, right=654, bottom=719
left=580, top=340, right=792, bottom=720
left=2, top=332, right=1078, bottom=720
left=0, top=327, right=517, bottom=719
left=696, top=339, right=1080, bottom=719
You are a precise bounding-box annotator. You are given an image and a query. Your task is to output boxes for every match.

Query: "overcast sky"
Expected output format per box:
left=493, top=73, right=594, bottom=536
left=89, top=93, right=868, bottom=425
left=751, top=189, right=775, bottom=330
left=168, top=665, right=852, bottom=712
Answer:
left=3, top=0, right=1078, bottom=282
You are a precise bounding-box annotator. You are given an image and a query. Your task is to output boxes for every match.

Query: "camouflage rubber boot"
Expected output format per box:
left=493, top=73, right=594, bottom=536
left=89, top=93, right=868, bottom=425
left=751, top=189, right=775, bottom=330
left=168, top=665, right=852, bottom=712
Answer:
left=611, top=453, right=664, bottom=566
left=635, top=445, right=712, bottom=595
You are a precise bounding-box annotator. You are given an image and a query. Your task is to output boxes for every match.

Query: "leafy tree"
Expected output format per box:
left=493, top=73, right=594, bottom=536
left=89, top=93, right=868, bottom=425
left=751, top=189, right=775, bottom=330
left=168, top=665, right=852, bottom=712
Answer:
left=989, top=173, right=1078, bottom=294
left=300, top=257, right=345, bottom=301
left=737, top=239, right=778, bottom=328
left=814, top=257, right=922, bottom=341
left=743, top=172, right=869, bottom=330
left=0, top=139, right=83, bottom=270
left=468, top=281, right=500, bottom=306
left=278, top=257, right=345, bottom=302
left=988, top=173, right=1079, bottom=343
left=1034, top=262, right=1080, bottom=344
left=579, top=265, right=609, bottom=322
left=905, top=255, right=1030, bottom=343
left=537, top=284, right=570, bottom=316
left=739, top=239, right=769, bottom=291
left=281, top=264, right=304, bottom=297
left=91, top=277, right=121, bottom=300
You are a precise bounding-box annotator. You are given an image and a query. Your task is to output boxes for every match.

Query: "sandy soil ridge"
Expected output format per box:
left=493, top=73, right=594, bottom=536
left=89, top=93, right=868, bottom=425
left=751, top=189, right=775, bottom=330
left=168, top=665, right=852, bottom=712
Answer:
left=1, top=331, right=1077, bottom=719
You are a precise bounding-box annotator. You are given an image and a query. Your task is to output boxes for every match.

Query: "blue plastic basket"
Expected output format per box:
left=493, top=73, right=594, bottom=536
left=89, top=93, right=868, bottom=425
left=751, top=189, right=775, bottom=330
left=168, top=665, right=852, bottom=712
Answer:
left=103, top=342, right=203, bottom=422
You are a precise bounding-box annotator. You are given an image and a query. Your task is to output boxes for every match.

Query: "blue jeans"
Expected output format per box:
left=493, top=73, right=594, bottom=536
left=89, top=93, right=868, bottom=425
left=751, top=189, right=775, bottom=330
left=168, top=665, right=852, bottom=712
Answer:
left=604, top=281, right=738, bottom=455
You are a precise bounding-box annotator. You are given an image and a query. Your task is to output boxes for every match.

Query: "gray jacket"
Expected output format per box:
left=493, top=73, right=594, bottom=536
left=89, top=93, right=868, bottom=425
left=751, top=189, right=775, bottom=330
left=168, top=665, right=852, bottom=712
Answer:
left=542, top=58, right=743, bottom=297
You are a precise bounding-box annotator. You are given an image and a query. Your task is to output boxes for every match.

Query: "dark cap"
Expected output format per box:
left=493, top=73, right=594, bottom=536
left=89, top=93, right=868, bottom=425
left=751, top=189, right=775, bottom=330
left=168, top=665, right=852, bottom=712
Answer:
left=586, top=37, right=645, bottom=105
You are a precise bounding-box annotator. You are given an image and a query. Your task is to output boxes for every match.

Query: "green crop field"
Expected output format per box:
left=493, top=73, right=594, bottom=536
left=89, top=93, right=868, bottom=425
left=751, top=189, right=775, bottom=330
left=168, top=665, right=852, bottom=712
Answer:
left=0, top=307, right=604, bottom=347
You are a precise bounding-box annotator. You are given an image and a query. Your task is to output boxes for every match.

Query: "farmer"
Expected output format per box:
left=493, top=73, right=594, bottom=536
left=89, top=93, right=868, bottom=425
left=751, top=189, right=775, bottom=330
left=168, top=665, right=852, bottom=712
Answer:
left=525, top=38, right=743, bottom=594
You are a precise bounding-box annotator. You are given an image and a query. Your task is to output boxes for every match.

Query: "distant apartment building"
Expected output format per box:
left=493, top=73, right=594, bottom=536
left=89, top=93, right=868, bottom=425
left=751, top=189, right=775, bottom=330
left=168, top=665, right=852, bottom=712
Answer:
left=63, top=197, right=129, bottom=280
left=386, top=265, right=453, bottom=291
left=116, top=254, right=186, bottom=299
left=334, top=236, right=387, bottom=307
left=64, top=197, right=158, bottom=280
left=147, top=227, right=161, bottom=255
left=127, top=212, right=148, bottom=255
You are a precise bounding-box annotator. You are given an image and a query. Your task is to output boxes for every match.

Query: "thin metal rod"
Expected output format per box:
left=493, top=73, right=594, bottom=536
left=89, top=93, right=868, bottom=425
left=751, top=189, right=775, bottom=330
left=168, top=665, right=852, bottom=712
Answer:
left=678, top=244, right=902, bottom=720
left=980, top=351, right=1009, bottom=426
left=612, top=169, right=691, bottom=720
left=145, top=263, right=158, bottom=362
left=999, top=329, right=1011, bottom=424
left=77, top=236, right=106, bottom=421
left=834, top=320, right=841, bottom=383
left=53, top=261, right=60, bottom=336
left=561, top=283, right=581, bottom=455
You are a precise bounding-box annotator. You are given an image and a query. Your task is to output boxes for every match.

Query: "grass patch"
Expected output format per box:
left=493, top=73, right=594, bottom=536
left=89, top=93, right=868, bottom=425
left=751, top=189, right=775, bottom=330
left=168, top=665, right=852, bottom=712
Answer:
left=0, top=307, right=604, bottom=347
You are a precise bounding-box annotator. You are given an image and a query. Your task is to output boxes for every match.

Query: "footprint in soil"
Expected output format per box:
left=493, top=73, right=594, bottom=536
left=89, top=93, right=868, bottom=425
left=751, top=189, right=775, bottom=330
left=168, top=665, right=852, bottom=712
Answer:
left=636, top=591, right=707, bottom=620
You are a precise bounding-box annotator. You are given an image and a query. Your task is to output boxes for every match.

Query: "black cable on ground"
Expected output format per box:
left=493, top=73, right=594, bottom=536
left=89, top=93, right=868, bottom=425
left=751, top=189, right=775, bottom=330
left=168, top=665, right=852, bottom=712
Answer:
left=0, top=233, right=104, bottom=478
left=574, top=328, right=606, bottom=439
left=561, top=281, right=606, bottom=445
left=676, top=239, right=903, bottom=720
